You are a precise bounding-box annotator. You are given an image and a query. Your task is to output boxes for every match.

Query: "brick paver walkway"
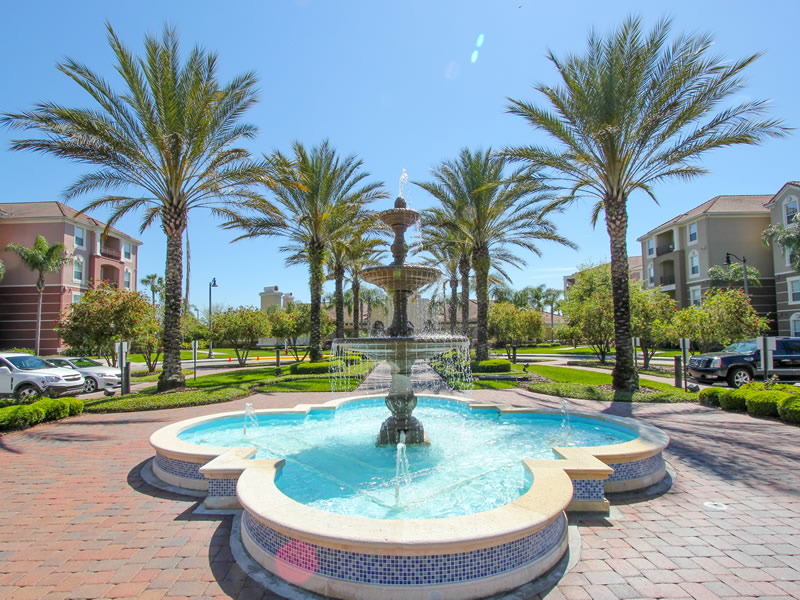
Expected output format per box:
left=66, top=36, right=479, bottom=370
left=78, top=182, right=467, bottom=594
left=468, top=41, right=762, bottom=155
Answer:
left=1, top=388, right=799, bottom=599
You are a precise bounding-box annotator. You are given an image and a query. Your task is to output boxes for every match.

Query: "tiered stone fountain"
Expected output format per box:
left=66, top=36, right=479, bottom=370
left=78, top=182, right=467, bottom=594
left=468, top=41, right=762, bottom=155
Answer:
left=331, top=195, right=469, bottom=445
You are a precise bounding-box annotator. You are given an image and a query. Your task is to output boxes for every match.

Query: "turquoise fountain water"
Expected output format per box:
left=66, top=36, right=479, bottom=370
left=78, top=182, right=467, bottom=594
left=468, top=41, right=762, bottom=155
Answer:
left=179, top=397, right=637, bottom=519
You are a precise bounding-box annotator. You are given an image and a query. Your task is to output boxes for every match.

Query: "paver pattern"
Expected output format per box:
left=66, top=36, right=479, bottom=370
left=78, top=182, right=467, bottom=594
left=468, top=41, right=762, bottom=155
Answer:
left=0, top=386, right=799, bottom=599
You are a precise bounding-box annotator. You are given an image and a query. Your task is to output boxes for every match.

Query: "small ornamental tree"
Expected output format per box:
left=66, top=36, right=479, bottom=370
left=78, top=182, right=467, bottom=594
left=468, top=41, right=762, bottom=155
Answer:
left=561, top=265, right=615, bottom=363
left=136, top=312, right=162, bottom=373
left=670, top=288, right=768, bottom=353
left=55, top=283, right=155, bottom=365
left=629, top=283, right=676, bottom=369
left=488, top=302, right=544, bottom=360
left=707, top=264, right=761, bottom=288
left=209, top=306, right=271, bottom=366
left=268, top=303, right=333, bottom=361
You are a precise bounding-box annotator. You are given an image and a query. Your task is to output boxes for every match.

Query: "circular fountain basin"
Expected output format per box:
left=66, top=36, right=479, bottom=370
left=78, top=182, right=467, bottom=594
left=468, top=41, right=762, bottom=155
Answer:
left=333, top=336, right=469, bottom=362
left=150, top=395, right=669, bottom=599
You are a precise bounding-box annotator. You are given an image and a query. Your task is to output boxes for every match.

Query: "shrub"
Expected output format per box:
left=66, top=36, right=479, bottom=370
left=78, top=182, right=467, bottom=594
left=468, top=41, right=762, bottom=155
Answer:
left=698, top=387, right=728, bottom=407
left=36, top=398, right=70, bottom=421
left=65, top=397, right=84, bottom=416
left=289, top=361, right=333, bottom=375
left=778, top=395, right=800, bottom=423
left=746, top=390, right=790, bottom=418
left=0, top=404, right=46, bottom=430
left=470, top=359, right=512, bottom=373
left=720, top=387, right=751, bottom=411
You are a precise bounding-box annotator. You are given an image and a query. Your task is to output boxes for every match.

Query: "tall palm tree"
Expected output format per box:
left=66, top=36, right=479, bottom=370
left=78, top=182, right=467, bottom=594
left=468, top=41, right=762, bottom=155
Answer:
left=542, top=287, right=563, bottom=340
left=418, top=148, right=575, bottom=360
left=345, top=234, right=385, bottom=338
left=503, top=16, right=786, bottom=391
left=5, top=235, right=71, bottom=355
left=140, top=273, right=164, bottom=307
left=417, top=221, right=461, bottom=333
left=2, top=25, right=269, bottom=391
left=223, top=141, right=385, bottom=361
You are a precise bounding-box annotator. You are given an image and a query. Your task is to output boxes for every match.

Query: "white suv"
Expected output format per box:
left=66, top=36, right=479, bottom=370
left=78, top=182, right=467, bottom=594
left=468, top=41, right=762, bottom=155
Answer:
left=0, top=353, right=85, bottom=400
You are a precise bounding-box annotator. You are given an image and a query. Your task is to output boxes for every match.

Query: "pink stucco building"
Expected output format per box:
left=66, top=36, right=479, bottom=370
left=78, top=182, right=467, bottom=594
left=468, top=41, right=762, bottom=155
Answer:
left=0, top=202, right=142, bottom=354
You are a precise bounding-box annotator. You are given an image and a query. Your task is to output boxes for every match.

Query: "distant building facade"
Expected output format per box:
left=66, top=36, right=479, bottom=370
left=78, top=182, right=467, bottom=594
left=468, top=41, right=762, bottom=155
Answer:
left=764, top=182, right=800, bottom=335
left=0, top=202, right=142, bottom=354
left=564, top=256, right=644, bottom=290
left=637, top=194, right=776, bottom=331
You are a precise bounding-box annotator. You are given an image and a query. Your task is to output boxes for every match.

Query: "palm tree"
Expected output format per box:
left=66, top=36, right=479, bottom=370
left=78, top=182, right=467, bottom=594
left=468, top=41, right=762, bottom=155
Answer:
left=0, top=259, right=5, bottom=282
left=2, top=25, right=269, bottom=391
left=223, top=141, right=385, bottom=361
left=417, top=148, right=575, bottom=360
left=542, top=287, right=562, bottom=341
left=345, top=234, right=385, bottom=338
left=417, top=222, right=461, bottom=333
left=5, top=235, right=71, bottom=355
left=503, top=17, right=786, bottom=390
left=140, top=273, right=164, bottom=307
left=360, top=286, right=389, bottom=334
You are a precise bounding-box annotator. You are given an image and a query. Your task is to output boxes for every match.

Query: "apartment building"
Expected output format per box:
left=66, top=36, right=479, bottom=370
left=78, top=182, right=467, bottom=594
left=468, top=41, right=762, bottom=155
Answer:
left=0, top=202, right=142, bottom=354
left=637, top=195, right=776, bottom=328
left=764, top=182, right=800, bottom=335
left=563, top=256, right=644, bottom=290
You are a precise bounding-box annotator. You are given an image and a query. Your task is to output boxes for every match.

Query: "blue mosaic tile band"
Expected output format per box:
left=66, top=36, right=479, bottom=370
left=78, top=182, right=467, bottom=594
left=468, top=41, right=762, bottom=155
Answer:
left=243, top=511, right=566, bottom=586
left=607, top=453, right=664, bottom=483
left=154, top=453, right=206, bottom=480
left=208, top=477, right=238, bottom=497
left=572, top=478, right=605, bottom=500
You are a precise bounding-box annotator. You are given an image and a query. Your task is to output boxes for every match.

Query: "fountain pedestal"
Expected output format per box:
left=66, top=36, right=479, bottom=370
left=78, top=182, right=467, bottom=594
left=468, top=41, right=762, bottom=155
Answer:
left=378, top=361, right=427, bottom=445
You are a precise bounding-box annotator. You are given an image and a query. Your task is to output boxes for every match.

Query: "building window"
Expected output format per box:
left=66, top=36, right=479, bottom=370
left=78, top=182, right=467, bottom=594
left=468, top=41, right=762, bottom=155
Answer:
left=791, top=313, right=800, bottom=336
left=74, top=226, right=85, bottom=249
left=689, top=286, right=702, bottom=307
left=785, top=197, right=798, bottom=225
left=73, top=257, right=84, bottom=282
left=689, top=251, right=700, bottom=277
left=72, top=292, right=82, bottom=304
left=124, top=269, right=131, bottom=289
left=123, top=242, right=132, bottom=261
left=648, top=263, right=654, bottom=285
left=647, top=239, right=655, bottom=256
left=688, top=222, right=697, bottom=243
left=789, top=278, right=800, bottom=304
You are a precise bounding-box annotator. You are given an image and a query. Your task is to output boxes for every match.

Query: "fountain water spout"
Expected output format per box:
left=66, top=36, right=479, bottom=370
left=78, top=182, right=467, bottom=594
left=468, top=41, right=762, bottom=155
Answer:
left=243, top=402, right=258, bottom=436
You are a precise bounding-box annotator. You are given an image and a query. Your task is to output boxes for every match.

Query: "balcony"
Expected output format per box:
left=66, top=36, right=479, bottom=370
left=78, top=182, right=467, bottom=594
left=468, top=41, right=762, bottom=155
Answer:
left=100, top=245, right=121, bottom=260
left=660, top=275, right=676, bottom=285
left=656, top=244, right=674, bottom=256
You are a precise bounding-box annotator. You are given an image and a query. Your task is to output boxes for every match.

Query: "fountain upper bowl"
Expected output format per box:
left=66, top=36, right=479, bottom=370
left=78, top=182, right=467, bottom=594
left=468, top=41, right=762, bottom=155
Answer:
left=361, top=263, right=441, bottom=291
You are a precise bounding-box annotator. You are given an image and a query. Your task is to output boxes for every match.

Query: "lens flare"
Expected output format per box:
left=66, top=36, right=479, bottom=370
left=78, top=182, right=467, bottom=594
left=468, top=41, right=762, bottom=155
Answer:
left=470, top=50, right=479, bottom=64
left=476, top=33, right=485, bottom=48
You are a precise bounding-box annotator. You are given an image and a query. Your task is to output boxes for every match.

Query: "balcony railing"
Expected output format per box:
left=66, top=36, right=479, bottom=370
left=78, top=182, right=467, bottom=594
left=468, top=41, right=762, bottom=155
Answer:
left=656, top=243, right=675, bottom=256
left=100, top=246, right=121, bottom=260
left=660, top=275, right=676, bottom=285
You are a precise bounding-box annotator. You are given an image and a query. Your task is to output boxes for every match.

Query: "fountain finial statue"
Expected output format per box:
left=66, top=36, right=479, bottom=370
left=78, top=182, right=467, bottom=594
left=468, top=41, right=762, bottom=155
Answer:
left=330, top=192, right=469, bottom=445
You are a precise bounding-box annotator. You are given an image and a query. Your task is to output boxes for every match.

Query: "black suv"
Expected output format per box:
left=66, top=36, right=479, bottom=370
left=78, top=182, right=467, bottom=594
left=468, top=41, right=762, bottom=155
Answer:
left=687, top=338, right=800, bottom=388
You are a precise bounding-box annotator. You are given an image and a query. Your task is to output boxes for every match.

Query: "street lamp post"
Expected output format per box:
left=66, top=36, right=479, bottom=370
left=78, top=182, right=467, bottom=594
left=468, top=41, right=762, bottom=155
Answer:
left=725, top=252, right=749, bottom=298
left=208, top=278, right=218, bottom=359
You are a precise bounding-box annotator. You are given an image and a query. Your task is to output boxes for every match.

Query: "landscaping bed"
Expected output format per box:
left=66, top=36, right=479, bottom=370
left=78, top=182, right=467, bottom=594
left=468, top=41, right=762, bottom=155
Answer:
left=699, top=382, right=800, bottom=424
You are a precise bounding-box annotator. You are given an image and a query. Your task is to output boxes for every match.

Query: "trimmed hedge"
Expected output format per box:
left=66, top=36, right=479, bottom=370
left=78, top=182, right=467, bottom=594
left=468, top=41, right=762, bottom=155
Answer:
left=289, top=361, right=333, bottom=375
left=527, top=381, right=696, bottom=403
left=720, top=387, right=749, bottom=411
left=746, top=391, right=790, bottom=418
left=698, top=387, right=729, bottom=407
left=470, top=359, right=512, bottom=373
left=778, top=396, right=800, bottom=423
left=0, top=396, right=85, bottom=431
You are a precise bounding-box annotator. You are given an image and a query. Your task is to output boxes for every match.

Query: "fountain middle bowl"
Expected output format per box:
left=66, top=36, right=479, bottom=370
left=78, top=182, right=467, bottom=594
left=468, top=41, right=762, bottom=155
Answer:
left=332, top=334, right=470, bottom=362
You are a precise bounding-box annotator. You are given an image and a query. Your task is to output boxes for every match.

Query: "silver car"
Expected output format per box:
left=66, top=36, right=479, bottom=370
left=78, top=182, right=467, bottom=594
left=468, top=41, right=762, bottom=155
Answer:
left=47, top=357, right=122, bottom=394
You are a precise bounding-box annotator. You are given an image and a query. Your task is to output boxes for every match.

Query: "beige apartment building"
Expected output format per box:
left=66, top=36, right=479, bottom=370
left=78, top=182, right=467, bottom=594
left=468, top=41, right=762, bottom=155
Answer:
left=0, top=202, right=141, bottom=354
left=637, top=195, right=776, bottom=329
left=764, top=182, right=800, bottom=335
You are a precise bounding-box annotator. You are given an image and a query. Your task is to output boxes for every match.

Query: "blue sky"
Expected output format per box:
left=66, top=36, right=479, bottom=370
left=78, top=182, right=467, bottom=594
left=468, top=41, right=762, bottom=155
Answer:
left=1, top=0, right=798, bottom=307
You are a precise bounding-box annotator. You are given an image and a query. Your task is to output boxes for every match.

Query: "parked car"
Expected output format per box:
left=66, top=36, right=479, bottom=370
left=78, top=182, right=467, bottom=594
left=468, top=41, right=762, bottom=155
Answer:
left=687, top=337, right=800, bottom=388
left=46, top=357, right=122, bottom=394
left=0, top=352, right=85, bottom=400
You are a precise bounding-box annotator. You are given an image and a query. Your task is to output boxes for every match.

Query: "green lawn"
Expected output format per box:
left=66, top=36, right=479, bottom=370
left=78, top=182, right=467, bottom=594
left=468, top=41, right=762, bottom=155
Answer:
left=526, top=364, right=697, bottom=403
left=566, top=360, right=674, bottom=378
left=491, top=345, right=603, bottom=355
left=126, top=347, right=286, bottom=364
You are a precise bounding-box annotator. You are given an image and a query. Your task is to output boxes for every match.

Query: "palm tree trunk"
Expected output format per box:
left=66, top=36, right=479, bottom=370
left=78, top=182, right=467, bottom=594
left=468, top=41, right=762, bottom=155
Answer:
left=309, top=244, right=324, bottom=362
left=35, top=275, right=44, bottom=356
left=184, top=228, right=190, bottom=314
left=334, top=264, right=345, bottom=339
left=158, top=227, right=186, bottom=391
left=353, top=278, right=361, bottom=338
left=459, top=253, right=470, bottom=337
left=473, top=248, right=490, bottom=361
left=605, top=198, right=638, bottom=391
left=550, top=306, right=554, bottom=341
left=449, top=277, right=458, bottom=334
